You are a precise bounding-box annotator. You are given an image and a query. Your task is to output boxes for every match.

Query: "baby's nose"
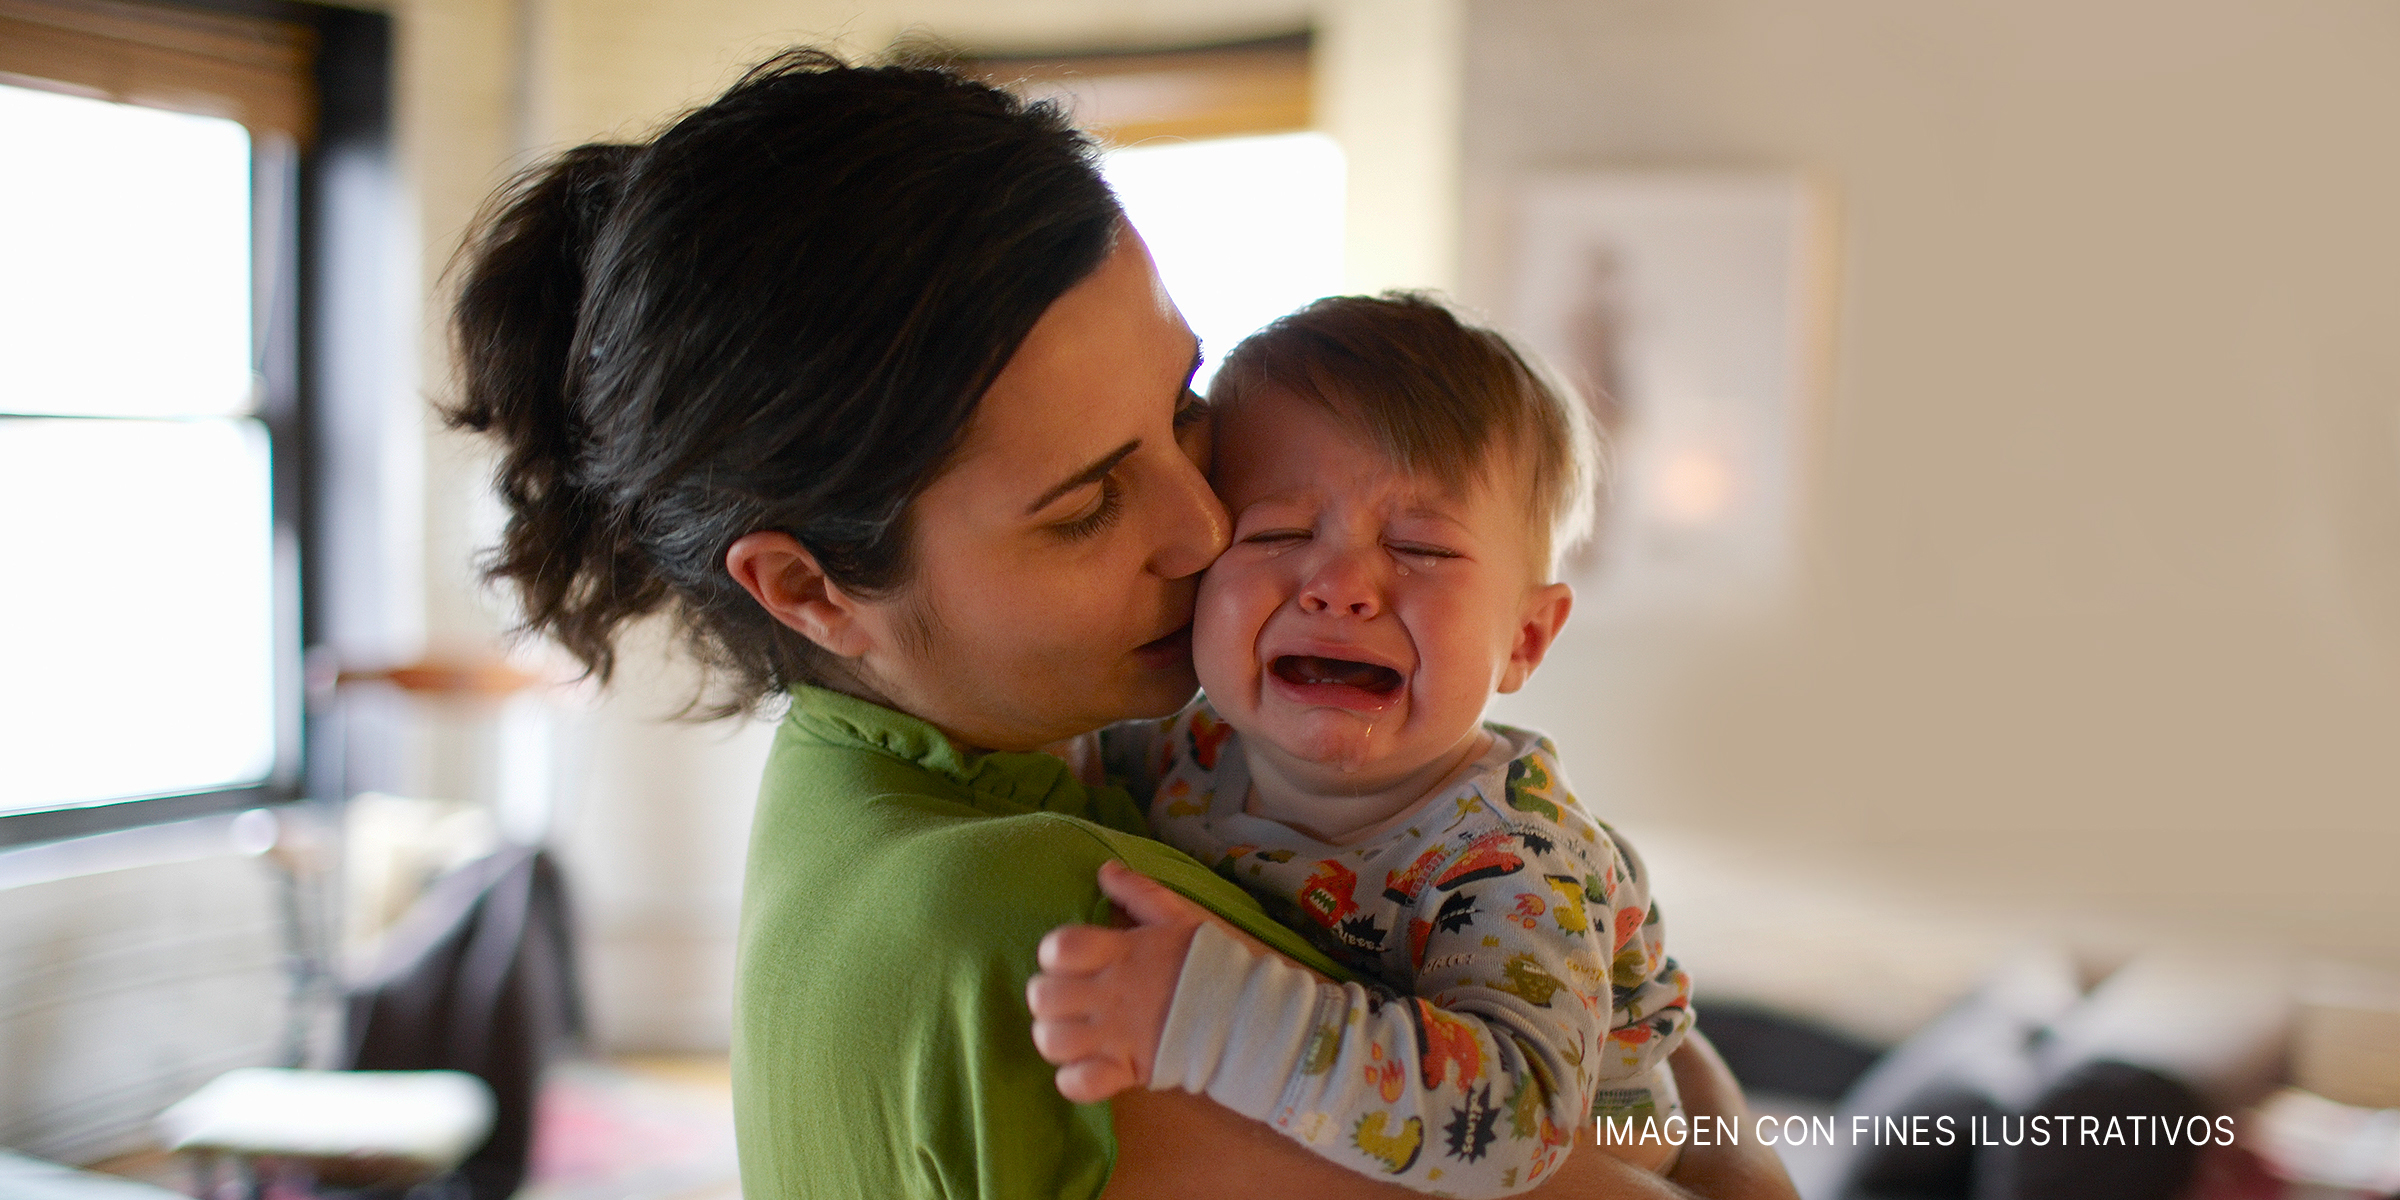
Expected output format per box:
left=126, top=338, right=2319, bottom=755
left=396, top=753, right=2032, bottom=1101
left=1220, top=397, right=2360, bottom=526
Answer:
left=1300, top=594, right=1377, bottom=616
left=1298, top=556, right=1382, bottom=618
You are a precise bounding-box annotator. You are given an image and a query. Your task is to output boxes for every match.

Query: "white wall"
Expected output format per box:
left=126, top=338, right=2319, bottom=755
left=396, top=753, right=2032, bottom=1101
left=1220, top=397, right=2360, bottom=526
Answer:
left=1462, top=0, right=2400, bottom=975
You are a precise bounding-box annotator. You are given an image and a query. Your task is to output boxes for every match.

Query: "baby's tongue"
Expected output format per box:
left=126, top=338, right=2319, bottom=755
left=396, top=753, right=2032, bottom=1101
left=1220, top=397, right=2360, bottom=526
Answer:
left=1273, top=655, right=1403, bottom=694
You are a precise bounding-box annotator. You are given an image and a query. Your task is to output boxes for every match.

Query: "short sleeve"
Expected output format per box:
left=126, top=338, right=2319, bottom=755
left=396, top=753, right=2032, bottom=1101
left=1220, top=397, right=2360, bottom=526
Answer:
left=736, top=808, right=1120, bottom=1200
left=736, top=796, right=1355, bottom=1200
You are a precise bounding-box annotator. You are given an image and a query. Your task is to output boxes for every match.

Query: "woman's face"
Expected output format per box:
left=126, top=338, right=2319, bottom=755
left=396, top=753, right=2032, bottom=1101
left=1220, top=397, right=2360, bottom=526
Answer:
left=854, top=230, right=1227, bottom=752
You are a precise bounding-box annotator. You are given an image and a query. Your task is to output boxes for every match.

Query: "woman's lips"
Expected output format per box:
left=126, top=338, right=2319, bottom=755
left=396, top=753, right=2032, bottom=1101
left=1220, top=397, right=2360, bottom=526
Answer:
left=1131, top=623, right=1194, bottom=671
left=1266, top=654, right=1404, bottom=712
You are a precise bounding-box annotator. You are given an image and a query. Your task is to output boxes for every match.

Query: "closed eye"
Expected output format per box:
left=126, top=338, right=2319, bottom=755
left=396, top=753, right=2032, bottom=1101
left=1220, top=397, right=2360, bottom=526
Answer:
left=1243, top=528, right=1309, bottom=547
left=1053, top=476, right=1125, bottom=541
left=1388, top=542, right=1460, bottom=560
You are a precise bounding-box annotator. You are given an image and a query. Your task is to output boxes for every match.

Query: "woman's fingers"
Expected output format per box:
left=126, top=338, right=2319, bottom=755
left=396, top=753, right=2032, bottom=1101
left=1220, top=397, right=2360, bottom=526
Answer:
left=1096, top=859, right=1207, bottom=929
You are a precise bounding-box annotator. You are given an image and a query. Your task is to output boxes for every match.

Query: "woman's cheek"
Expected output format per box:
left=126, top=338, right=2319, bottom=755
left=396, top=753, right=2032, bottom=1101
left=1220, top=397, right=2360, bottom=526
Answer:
left=1041, top=550, right=1128, bottom=622
left=1192, top=557, right=1267, bottom=696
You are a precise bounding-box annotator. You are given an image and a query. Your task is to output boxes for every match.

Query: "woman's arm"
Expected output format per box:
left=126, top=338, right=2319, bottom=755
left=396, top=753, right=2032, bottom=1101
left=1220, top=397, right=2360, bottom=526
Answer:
left=1102, top=1033, right=1800, bottom=1200
left=1657, top=1034, right=1802, bottom=1200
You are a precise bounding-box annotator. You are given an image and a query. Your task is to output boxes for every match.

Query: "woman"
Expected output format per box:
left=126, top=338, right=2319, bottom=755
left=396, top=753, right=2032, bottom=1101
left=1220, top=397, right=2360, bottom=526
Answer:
left=448, top=49, right=1793, bottom=1200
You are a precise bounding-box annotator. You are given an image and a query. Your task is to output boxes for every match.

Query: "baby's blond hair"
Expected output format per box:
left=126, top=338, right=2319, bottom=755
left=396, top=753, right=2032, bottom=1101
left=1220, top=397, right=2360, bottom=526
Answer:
left=1207, top=292, right=1600, bottom=578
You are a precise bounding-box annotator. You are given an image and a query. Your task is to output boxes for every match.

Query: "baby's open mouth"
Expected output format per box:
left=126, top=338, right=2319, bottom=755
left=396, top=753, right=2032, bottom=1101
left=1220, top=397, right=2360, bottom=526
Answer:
left=1270, top=655, right=1404, bottom=696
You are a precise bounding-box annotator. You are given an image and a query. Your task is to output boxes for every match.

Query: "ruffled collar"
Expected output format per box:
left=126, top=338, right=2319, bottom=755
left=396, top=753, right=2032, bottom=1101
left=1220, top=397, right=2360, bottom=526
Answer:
left=781, top=684, right=1148, bottom=829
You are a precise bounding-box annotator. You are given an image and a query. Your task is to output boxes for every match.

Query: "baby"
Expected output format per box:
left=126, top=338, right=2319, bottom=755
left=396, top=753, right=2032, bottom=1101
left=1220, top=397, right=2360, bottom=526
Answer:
left=1028, top=293, right=1693, bottom=1195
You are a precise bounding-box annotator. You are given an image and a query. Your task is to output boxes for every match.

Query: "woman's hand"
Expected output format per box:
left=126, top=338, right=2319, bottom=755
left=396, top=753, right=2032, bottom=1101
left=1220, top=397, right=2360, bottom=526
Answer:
left=1028, top=861, right=1212, bottom=1102
left=1655, top=1034, right=1802, bottom=1199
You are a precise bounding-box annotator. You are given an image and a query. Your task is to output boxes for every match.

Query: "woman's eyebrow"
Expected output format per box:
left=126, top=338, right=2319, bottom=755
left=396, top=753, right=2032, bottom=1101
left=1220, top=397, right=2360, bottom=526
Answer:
left=1024, top=440, right=1138, bottom=515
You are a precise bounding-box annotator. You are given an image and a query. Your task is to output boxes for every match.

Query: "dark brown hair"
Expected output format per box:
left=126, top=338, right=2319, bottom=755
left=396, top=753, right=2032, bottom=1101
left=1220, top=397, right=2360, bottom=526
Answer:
left=444, top=49, right=1121, bottom=714
left=1205, top=292, right=1600, bottom=574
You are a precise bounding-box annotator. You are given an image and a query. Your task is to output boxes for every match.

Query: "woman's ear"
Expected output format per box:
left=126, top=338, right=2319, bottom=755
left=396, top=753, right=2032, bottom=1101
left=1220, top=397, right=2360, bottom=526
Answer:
left=725, top=531, right=874, bottom=658
left=1497, top=581, right=1573, bottom=695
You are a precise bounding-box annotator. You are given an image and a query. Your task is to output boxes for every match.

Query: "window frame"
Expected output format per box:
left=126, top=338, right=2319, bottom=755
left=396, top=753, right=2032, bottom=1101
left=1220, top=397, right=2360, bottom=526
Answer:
left=965, top=30, right=1313, bottom=148
left=0, top=0, right=389, bottom=848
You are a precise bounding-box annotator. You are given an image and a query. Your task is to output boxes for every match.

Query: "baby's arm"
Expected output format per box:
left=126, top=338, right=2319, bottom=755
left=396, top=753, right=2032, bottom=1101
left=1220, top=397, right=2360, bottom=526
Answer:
left=1031, top=853, right=1609, bottom=1197
left=1587, top=823, right=1696, bottom=1100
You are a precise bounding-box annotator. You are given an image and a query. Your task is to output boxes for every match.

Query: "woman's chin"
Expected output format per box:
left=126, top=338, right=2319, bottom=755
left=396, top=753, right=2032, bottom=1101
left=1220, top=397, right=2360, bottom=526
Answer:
left=1130, top=621, right=1194, bottom=672
left=1117, top=659, right=1201, bottom=720
left=1113, top=623, right=1200, bottom=717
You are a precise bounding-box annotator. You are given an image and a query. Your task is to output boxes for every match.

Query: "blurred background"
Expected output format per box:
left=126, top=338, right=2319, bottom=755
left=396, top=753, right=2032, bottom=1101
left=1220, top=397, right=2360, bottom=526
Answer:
left=3, top=1, right=2395, bottom=1197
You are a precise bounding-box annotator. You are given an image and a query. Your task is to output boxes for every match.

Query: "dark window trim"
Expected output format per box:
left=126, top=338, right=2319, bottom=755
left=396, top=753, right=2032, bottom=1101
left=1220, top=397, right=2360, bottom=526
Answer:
left=966, top=30, right=1314, bottom=147
left=0, top=0, right=390, bottom=850
left=0, top=785, right=284, bottom=848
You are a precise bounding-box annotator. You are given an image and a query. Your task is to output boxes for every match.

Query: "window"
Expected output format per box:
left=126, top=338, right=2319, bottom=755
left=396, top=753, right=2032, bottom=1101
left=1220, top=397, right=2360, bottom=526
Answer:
left=972, top=34, right=1346, bottom=387
left=1102, top=131, right=1343, bottom=390
left=0, top=0, right=384, bottom=846
left=1, top=83, right=284, bottom=819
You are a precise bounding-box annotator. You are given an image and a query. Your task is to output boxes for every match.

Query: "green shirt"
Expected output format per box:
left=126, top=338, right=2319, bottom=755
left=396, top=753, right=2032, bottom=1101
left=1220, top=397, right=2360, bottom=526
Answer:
left=734, top=686, right=1351, bottom=1200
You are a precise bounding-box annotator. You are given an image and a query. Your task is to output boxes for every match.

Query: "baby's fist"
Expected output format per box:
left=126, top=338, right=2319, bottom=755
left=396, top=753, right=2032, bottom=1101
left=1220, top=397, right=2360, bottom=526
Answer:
left=1026, top=861, right=1209, bottom=1103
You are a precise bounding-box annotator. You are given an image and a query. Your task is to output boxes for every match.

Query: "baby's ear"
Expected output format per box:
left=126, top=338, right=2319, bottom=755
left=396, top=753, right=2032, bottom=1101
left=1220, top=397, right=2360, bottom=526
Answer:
left=1497, top=581, right=1573, bottom=694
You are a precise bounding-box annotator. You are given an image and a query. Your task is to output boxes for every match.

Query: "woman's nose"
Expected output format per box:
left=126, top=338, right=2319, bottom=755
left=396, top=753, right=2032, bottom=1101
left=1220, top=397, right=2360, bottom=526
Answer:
left=1146, top=450, right=1230, bottom=580
left=1297, top=548, right=1381, bottom=618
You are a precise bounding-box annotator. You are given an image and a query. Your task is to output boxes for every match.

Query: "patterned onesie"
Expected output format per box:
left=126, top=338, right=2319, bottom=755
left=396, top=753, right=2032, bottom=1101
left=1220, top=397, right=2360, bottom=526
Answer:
left=1105, top=700, right=1694, bottom=1196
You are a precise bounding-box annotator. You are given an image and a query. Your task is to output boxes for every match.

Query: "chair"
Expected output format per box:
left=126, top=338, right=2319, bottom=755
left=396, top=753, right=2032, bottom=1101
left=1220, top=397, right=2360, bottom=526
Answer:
left=345, top=844, right=584, bottom=1200
left=153, top=1068, right=493, bottom=1198
left=153, top=845, right=582, bottom=1200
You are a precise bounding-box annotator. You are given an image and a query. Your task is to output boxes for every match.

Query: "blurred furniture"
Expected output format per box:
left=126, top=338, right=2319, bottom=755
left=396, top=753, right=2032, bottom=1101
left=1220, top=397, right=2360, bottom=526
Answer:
left=0, top=1151, right=191, bottom=1200
left=2246, top=1089, right=2400, bottom=1196
left=1699, top=1000, right=1883, bottom=1103
left=345, top=844, right=584, bottom=1200
left=298, top=657, right=584, bottom=1198
left=2293, top=968, right=2400, bottom=1111
left=153, top=1068, right=493, bottom=1197
left=320, top=656, right=561, bottom=849
left=148, top=844, right=581, bottom=1200
left=1718, top=950, right=2317, bottom=1200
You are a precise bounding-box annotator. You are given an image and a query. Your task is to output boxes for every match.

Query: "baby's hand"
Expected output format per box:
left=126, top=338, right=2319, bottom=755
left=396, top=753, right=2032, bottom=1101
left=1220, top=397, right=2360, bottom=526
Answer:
left=1027, top=860, right=1209, bottom=1103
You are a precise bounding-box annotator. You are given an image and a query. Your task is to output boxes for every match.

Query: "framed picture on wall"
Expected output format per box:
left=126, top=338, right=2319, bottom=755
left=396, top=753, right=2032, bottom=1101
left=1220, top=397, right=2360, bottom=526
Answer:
left=1501, top=170, right=1835, bottom=618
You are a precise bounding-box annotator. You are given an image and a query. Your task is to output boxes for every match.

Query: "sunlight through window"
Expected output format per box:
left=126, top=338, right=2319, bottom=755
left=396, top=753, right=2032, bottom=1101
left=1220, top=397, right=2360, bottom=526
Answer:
left=1, top=83, right=275, bottom=814
left=1103, top=131, right=1345, bottom=389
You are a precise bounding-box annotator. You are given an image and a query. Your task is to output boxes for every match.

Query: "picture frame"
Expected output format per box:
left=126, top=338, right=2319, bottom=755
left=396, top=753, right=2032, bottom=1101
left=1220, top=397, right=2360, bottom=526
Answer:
left=1500, top=170, right=1836, bottom=617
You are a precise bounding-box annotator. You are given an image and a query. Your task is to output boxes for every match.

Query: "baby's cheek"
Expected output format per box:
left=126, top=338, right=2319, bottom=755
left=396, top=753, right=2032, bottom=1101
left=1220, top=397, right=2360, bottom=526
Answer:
left=1408, top=597, right=1510, bottom=703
